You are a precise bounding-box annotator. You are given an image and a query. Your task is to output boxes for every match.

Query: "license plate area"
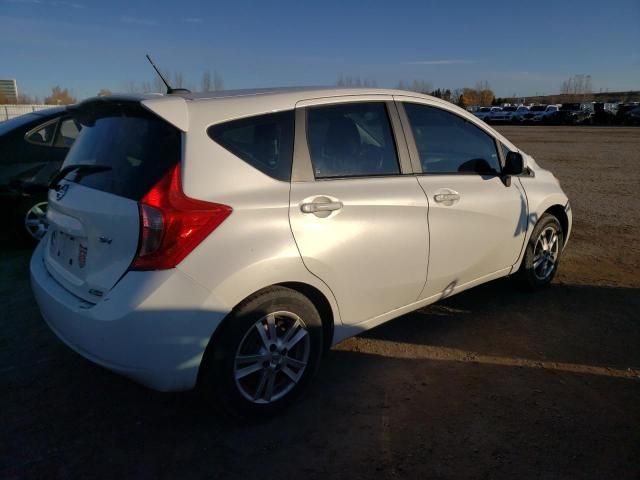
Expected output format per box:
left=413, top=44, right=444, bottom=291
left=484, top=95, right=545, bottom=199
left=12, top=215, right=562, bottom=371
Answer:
left=50, top=229, right=89, bottom=274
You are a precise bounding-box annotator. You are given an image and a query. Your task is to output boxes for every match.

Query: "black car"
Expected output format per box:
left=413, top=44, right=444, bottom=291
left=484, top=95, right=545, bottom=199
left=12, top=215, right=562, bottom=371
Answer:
left=625, top=106, right=640, bottom=125
left=590, top=102, right=618, bottom=125
left=548, top=103, right=593, bottom=125
left=0, top=107, right=80, bottom=241
left=616, top=103, right=640, bottom=125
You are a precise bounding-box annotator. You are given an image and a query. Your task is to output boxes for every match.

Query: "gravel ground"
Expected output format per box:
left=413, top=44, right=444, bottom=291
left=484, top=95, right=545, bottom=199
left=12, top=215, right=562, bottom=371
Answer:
left=1, top=126, right=639, bottom=479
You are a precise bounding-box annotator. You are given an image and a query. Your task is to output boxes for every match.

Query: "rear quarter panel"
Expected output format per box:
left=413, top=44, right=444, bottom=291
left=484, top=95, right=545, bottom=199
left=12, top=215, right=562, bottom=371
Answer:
left=174, top=101, right=343, bottom=335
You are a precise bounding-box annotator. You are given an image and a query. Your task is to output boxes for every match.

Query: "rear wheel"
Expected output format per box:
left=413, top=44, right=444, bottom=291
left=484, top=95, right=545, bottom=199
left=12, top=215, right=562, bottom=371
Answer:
left=199, top=286, right=323, bottom=418
left=18, top=195, right=49, bottom=243
left=515, top=213, right=564, bottom=290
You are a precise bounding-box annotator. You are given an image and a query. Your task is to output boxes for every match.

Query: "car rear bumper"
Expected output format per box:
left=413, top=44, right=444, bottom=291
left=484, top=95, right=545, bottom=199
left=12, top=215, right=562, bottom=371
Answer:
left=30, top=240, right=229, bottom=391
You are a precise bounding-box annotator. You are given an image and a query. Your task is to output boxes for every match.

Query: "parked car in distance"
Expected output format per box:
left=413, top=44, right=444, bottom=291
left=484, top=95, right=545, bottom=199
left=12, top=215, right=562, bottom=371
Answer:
left=521, top=105, right=546, bottom=123
left=513, top=105, right=530, bottom=123
left=521, top=105, right=560, bottom=124
left=474, top=106, right=502, bottom=122
left=617, top=103, right=640, bottom=125
left=590, top=102, right=618, bottom=125
left=550, top=103, right=592, bottom=125
left=0, top=107, right=81, bottom=241
left=624, top=106, right=640, bottom=125
left=490, top=105, right=530, bottom=124
left=31, top=88, right=572, bottom=417
left=489, top=106, right=518, bottom=124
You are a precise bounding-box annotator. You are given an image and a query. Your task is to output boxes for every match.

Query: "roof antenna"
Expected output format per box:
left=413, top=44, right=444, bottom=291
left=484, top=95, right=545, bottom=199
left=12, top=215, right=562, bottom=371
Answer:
left=145, top=54, right=190, bottom=95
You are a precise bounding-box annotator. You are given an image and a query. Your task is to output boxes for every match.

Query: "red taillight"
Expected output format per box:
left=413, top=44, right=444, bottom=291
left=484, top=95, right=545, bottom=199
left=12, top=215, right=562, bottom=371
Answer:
left=131, top=164, right=232, bottom=270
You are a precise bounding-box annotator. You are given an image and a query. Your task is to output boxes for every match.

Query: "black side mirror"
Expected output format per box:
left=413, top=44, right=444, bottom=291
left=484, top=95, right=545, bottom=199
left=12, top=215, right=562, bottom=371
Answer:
left=504, top=151, right=524, bottom=176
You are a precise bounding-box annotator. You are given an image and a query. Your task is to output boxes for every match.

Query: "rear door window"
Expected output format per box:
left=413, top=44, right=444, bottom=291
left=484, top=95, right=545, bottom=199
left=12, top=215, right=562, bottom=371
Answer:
left=64, top=110, right=180, bottom=200
left=403, top=103, right=501, bottom=175
left=207, top=110, right=294, bottom=181
left=306, top=102, right=400, bottom=179
left=54, top=118, right=81, bottom=147
left=26, top=119, right=58, bottom=146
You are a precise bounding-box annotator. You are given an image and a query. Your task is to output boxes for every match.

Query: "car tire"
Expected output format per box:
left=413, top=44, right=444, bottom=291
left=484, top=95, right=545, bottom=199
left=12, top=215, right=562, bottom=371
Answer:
left=199, top=286, right=324, bottom=419
left=18, top=194, right=49, bottom=243
left=515, top=213, right=564, bottom=290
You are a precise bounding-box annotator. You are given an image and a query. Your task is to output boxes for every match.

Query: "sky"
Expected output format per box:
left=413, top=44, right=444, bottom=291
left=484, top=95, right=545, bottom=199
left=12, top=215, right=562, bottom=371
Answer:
left=1, top=0, right=639, bottom=100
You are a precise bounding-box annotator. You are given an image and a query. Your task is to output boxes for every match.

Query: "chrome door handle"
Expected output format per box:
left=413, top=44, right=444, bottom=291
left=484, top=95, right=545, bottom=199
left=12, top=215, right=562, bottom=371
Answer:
left=300, top=201, right=343, bottom=213
left=433, top=190, right=460, bottom=206
left=300, top=197, right=343, bottom=217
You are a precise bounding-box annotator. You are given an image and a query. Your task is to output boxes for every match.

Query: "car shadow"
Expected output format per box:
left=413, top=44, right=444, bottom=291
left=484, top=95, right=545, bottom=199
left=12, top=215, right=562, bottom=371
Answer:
left=3, top=251, right=640, bottom=478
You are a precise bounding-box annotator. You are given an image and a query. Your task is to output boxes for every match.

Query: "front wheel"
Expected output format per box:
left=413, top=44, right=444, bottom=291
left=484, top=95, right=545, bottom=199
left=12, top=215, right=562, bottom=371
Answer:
left=199, top=286, right=324, bottom=418
left=515, top=213, right=564, bottom=290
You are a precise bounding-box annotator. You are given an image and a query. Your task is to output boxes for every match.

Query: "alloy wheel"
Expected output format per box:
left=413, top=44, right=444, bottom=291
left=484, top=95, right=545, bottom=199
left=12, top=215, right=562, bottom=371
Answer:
left=233, top=311, right=310, bottom=404
left=533, top=226, right=559, bottom=281
left=24, top=201, right=49, bottom=240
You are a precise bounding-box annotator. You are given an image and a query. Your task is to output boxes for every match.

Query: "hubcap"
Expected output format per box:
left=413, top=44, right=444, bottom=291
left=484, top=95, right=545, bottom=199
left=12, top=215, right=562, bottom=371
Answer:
left=233, top=311, right=310, bottom=404
left=533, top=226, right=559, bottom=281
left=24, top=201, right=49, bottom=240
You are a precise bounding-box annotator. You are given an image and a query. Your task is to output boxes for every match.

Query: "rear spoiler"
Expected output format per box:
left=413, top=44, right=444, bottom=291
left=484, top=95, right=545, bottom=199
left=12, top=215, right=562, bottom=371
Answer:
left=67, top=94, right=189, bottom=132
left=141, top=96, right=189, bottom=132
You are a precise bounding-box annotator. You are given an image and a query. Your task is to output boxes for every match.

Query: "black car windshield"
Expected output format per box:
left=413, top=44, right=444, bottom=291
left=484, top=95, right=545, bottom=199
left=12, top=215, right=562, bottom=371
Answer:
left=530, top=106, right=547, bottom=111
left=560, top=104, right=581, bottom=111
left=502, top=107, right=517, bottom=112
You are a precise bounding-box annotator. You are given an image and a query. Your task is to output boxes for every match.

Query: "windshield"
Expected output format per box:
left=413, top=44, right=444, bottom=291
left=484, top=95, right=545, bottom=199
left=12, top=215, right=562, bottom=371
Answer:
left=530, top=106, right=547, bottom=112
left=560, top=103, right=581, bottom=111
left=64, top=109, right=180, bottom=200
left=502, top=107, right=517, bottom=112
left=479, top=108, right=491, bottom=112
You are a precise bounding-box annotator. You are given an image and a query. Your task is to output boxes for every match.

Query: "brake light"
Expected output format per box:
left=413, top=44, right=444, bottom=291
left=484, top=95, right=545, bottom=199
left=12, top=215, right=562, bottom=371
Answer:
left=131, top=164, right=232, bottom=270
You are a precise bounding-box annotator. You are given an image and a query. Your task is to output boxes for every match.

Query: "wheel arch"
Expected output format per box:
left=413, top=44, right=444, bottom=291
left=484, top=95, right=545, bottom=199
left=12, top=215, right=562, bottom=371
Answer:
left=544, top=204, right=569, bottom=246
left=276, top=281, right=335, bottom=352
left=196, top=281, right=338, bottom=388
left=511, top=186, right=571, bottom=273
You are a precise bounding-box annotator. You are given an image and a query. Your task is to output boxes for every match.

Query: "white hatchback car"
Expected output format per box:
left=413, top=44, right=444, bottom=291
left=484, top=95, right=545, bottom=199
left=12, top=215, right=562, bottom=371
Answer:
left=31, top=88, right=571, bottom=417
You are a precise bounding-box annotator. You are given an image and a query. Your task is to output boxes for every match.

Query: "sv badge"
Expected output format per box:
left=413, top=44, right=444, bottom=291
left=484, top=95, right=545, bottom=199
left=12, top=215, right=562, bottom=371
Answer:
left=55, top=184, right=69, bottom=201
left=78, top=244, right=87, bottom=268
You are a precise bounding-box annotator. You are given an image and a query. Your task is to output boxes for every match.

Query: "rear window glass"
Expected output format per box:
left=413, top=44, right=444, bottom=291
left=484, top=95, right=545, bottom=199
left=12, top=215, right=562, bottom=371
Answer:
left=207, top=110, right=294, bottom=181
left=63, top=111, right=180, bottom=200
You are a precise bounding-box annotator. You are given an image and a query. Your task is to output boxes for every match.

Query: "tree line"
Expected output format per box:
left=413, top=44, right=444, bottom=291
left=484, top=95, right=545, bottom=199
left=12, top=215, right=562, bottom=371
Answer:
left=2, top=72, right=617, bottom=107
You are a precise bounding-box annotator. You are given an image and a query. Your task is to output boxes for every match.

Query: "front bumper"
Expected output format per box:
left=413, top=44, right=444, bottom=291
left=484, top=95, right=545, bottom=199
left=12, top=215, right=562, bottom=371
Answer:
left=490, top=116, right=514, bottom=123
left=30, top=241, right=229, bottom=391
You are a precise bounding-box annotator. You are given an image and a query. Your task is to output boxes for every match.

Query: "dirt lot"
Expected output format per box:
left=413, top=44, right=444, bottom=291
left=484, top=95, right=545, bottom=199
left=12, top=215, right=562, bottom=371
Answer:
left=1, top=126, right=639, bottom=479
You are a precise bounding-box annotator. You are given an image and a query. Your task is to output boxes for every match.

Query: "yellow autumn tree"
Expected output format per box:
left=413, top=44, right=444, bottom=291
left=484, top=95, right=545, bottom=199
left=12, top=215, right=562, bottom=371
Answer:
left=44, top=85, right=76, bottom=105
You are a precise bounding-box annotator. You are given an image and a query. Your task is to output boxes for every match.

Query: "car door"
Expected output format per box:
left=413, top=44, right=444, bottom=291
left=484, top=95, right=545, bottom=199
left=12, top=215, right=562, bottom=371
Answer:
left=32, top=117, right=81, bottom=186
left=289, top=98, right=429, bottom=325
left=0, top=117, right=59, bottom=192
left=396, top=99, right=527, bottom=299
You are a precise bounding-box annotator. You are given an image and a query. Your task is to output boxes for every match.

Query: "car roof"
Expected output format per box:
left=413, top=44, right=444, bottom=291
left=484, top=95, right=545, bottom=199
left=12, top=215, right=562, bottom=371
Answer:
left=95, top=86, right=440, bottom=105
left=31, top=106, right=67, bottom=117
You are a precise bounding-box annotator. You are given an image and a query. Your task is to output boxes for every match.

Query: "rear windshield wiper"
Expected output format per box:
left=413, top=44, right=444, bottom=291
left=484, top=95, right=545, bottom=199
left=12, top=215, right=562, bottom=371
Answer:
left=49, top=164, right=112, bottom=190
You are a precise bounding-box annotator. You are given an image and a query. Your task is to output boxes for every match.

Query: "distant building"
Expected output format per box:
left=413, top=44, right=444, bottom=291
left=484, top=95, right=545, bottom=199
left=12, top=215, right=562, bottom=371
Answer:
left=0, top=79, right=18, bottom=103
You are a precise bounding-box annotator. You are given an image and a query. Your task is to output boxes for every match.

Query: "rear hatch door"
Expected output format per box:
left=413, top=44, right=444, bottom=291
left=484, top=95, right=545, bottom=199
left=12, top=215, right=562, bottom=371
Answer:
left=44, top=100, right=181, bottom=303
